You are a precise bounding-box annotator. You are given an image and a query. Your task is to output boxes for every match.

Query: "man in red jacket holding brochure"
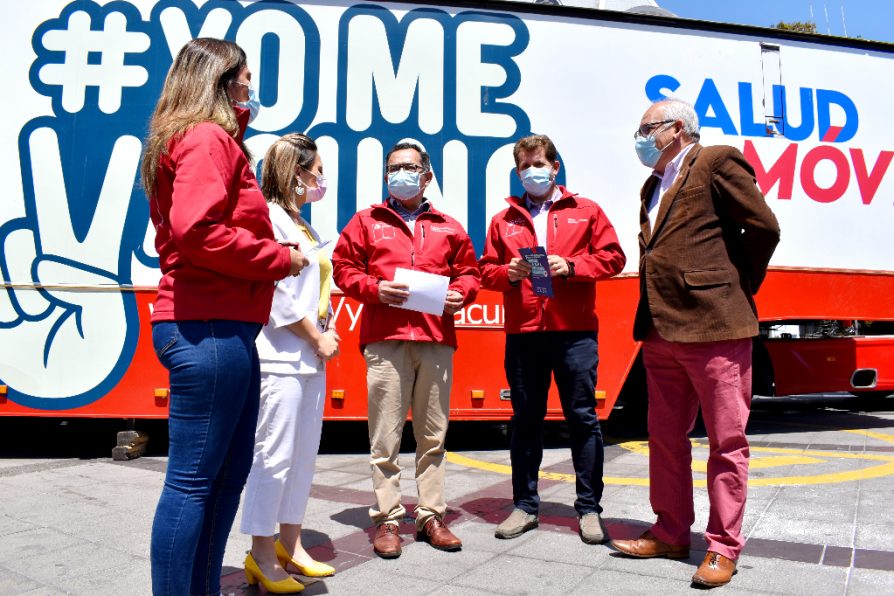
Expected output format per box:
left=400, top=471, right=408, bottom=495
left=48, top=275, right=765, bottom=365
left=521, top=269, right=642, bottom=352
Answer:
left=333, top=142, right=480, bottom=559
left=479, top=134, right=626, bottom=544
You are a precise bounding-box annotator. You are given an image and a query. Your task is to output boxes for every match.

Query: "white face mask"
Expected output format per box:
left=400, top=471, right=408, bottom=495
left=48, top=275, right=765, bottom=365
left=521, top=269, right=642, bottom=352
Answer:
left=387, top=169, right=423, bottom=201
left=232, top=83, right=260, bottom=123
left=520, top=166, right=554, bottom=196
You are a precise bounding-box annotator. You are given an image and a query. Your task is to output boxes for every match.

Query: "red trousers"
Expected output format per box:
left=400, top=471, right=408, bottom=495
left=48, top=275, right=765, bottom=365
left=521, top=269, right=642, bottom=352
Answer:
left=642, top=332, right=752, bottom=560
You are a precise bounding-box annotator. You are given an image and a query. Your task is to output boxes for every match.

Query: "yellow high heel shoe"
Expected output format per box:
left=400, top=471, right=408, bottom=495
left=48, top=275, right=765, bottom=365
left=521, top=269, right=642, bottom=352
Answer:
left=244, top=551, right=305, bottom=593
left=275, top=540, right=336, bottom=578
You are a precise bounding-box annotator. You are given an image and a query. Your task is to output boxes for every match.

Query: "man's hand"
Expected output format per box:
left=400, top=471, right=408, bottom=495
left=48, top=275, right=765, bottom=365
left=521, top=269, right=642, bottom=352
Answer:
left=507, top=257, right=532, bottom=282
left=378, top=280, right=410, bottom=305
left=444, top=290, right=464, bottom=315
left=547, top=255, right=570, bottom=277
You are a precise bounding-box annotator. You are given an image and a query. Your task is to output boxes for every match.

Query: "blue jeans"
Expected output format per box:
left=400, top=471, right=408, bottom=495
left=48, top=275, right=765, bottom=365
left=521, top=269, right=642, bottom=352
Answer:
left=504, top=331, right=604, bottom=516
left=150, top=320, right=262, bottom=596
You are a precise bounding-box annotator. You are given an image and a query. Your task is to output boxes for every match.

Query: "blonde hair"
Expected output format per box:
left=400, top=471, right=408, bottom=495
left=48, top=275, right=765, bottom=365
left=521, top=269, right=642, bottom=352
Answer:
left=141, top=38, right=250, bottom=196
left=260, top=133, right=319, bottom=214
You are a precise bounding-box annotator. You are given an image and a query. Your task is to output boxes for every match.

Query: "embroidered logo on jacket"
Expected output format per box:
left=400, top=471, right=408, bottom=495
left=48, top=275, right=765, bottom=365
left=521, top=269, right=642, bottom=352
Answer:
left=506, top=218, right=526, bottom=238
left=430, top=225, right=455, bottom=233
left=371, top=223, right=396, bottom=243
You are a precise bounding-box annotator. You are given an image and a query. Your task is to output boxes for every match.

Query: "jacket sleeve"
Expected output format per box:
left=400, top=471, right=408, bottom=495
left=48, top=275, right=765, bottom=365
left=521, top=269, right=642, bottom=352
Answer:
left=447, top=225, right=481, bottom=306
left=710, top=147, right=781, bottom=292
left=332, top=214, right=381, bottom=303
left=167, top=126, right=291, bottom=281
left=478, top=216, right=514, bottom=292
left=568, top=207, right=627, bottom=281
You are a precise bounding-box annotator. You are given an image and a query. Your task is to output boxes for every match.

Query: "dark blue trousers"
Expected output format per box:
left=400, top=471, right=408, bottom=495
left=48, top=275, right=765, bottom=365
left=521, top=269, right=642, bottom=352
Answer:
left=150, top=320, right=261, bottom=596
left=504, top=331, right=604, bottom=516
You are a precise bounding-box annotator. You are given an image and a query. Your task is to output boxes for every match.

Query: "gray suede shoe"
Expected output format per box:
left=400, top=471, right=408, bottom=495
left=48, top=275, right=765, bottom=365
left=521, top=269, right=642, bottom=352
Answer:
left=579, top=512, right=608, bottom=544
left=495, top=508, right=539, bottom=539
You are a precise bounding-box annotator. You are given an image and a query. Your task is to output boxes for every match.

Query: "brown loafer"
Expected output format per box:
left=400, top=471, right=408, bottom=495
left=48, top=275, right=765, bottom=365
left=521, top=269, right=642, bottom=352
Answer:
left=373, top=523, right=402, bottom=559
left=692, top=551, right=737, bottom=587
left=417, top=517, right=462, bottom=551
left=610, top=530, right=689, bottom=559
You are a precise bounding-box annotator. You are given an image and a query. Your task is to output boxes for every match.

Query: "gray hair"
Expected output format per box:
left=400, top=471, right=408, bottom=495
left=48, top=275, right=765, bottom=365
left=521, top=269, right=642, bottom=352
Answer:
left=656, top=99, right=700, bottom=141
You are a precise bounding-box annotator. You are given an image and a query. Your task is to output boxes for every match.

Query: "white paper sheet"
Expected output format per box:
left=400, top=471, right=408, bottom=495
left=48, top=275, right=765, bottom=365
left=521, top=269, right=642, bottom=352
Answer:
left=392, top=267, right=449, bottom=316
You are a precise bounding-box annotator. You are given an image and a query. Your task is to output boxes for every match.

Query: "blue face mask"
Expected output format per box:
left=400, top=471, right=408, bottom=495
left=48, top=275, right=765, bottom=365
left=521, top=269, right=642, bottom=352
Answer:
left=387, top=169, right=423, bottom=201
left=634, top=124, right=673, bottom=168
left=235, top=85, right=260, bottom=124
left=520, top=166, right=554, bottom=197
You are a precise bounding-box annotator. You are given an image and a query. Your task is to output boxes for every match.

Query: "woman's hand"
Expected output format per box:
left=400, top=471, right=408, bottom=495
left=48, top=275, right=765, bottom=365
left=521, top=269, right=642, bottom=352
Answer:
left=315, top=329, right=340, bottom=361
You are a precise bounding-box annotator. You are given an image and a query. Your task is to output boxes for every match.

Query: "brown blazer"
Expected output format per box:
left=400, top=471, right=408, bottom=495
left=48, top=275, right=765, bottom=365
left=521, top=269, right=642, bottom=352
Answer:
left=633, top=144, right=781, bottom=343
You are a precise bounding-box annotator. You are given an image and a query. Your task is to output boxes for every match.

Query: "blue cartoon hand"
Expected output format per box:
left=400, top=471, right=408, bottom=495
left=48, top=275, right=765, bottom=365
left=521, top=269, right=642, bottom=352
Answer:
left=0, top=126, right=141, bottom=404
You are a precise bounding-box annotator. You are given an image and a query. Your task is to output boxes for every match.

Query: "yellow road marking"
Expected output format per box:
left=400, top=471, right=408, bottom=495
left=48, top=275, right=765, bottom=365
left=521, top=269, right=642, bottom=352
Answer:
left=446, top=429, right=894, bottom=487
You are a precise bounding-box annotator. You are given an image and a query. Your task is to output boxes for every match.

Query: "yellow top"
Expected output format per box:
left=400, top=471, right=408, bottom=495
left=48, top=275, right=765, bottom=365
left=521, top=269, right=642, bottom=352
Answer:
left=296, top=219, right=332, bottom=323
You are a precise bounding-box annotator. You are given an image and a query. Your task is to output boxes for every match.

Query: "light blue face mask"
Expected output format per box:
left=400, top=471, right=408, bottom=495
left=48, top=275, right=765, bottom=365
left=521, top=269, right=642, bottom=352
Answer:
left=387, top=169, right=423, bottom=201
left=634, top=124, right=673, bottom=168
left=520, top=166, right=554, bottom=197
left=234, top=85, right=260, bottom=124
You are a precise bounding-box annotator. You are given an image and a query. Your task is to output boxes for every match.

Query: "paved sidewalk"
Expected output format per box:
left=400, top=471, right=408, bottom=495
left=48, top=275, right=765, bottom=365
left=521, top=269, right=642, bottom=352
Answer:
left=2, top=401, right=894, bottom=594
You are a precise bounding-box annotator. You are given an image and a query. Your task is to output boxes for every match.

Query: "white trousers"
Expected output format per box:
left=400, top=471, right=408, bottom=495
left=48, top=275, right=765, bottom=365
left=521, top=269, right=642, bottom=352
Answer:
left=240, top=371, right=325, bottom=536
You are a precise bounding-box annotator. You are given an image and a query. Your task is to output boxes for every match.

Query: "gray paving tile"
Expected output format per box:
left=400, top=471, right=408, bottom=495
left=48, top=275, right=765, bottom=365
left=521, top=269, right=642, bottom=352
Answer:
left=570, top=568, right=695, bottom=595
left=449, top=554, right=593, bottom=595
left=0, top=565, right=45, bottom=594
left=505, top=528, right=610, bottom=567
left=302, top=557, right=441, bottom=596
left=855, top=522, right=894, bottom=551
left=747, top=514, right=855, bottom=547
left=731, top=556, right=848, bottom=595
left=447, top=519, right=538, bottom=554
left=12, top=542, right=140, bottom=586
left=847, top=567, right=894, bottom=595
left=0, top=527, right=87, bottom=560
left=0, top=514, right=39, bottom=537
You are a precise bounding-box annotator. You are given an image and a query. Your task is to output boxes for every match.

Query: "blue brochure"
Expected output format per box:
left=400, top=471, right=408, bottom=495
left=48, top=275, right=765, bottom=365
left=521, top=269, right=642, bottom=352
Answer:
left=518, top=246, right=553, bottom=298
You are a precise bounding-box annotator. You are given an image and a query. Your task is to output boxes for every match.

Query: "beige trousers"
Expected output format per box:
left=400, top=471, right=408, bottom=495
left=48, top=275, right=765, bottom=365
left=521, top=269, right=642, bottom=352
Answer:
left=364, top=340, right=454, bottom=529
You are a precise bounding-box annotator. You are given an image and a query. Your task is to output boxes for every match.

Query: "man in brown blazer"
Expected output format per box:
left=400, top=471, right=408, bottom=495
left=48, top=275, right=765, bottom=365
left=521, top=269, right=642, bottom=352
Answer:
left=610, top=99, right=780, bottom=588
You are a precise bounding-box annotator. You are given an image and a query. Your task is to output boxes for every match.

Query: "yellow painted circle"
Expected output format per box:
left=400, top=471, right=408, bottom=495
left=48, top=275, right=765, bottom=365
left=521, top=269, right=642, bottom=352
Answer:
left=446, top=429, right=894, bottom=487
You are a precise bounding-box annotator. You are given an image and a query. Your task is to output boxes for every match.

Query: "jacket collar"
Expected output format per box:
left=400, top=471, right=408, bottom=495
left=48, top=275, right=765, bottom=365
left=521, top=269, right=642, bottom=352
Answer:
left=506, top=185, right=577, bottom=223
left=233, top=105, right=251, bottom=141
left=370, top=198, right=447, bottom=221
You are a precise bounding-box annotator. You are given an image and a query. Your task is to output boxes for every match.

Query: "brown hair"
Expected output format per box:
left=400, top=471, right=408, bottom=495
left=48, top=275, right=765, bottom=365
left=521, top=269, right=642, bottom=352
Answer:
left=512, top=134, right=557, bottom=167
left=141, top=38, right=249, bottom=196
left=260, top=133, right=319, bottom=214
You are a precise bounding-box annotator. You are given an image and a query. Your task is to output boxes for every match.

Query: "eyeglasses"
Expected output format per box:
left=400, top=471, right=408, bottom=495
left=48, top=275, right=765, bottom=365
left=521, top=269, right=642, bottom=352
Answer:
left=634, top=119, right=674, bottom=139
left=385, top=163, right=426, bottom=174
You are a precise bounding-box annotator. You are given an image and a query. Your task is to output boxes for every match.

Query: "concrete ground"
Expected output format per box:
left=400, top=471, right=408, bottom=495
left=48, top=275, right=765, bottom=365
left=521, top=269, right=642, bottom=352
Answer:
left=2, top=393, right=894, bottom=595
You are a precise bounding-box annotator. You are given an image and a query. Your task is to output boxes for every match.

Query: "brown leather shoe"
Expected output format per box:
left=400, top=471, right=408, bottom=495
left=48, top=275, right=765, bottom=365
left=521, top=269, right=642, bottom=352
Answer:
left=373, top=523, right=401, bottom=559
left=417, top=517, right=462, bottom=551
left=692, top=551, right=737, bottom=587
left=610, top=530, right=690, bottom=559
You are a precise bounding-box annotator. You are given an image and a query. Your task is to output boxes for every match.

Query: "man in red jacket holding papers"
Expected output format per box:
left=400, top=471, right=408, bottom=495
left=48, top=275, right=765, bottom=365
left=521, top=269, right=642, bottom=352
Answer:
left=479, top=134, right=626, bottom=544
left=333, top=142, right=480, bottom=559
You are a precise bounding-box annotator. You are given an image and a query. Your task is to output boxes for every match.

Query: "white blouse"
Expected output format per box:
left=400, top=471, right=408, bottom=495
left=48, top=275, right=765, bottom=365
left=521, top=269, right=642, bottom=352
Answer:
left=255, top=202, right=331, bottom=375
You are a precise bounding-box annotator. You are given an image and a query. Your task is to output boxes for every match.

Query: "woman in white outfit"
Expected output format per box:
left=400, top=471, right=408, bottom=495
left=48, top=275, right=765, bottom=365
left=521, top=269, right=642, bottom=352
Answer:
left=241, top=133, right=340, bottom=594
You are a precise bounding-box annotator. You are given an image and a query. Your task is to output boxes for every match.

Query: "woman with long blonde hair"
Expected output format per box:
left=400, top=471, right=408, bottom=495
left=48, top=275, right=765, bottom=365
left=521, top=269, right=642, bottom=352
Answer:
left=142, top=38, right=307, bottom=596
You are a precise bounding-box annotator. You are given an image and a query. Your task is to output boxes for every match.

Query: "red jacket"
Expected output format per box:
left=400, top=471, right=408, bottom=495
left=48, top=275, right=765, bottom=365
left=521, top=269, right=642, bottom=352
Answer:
left=149, top=111, right=291, bottom=324
left=332, top=201, right=480, bottom=349
left=479, top=186, right=626, bottom=334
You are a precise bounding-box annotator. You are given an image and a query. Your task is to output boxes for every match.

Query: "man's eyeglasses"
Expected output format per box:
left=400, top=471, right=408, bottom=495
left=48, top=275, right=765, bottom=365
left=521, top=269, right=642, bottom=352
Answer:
left=634, top=119, right=674, bottom=139
left=386, top=163, right=426, bottom=174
